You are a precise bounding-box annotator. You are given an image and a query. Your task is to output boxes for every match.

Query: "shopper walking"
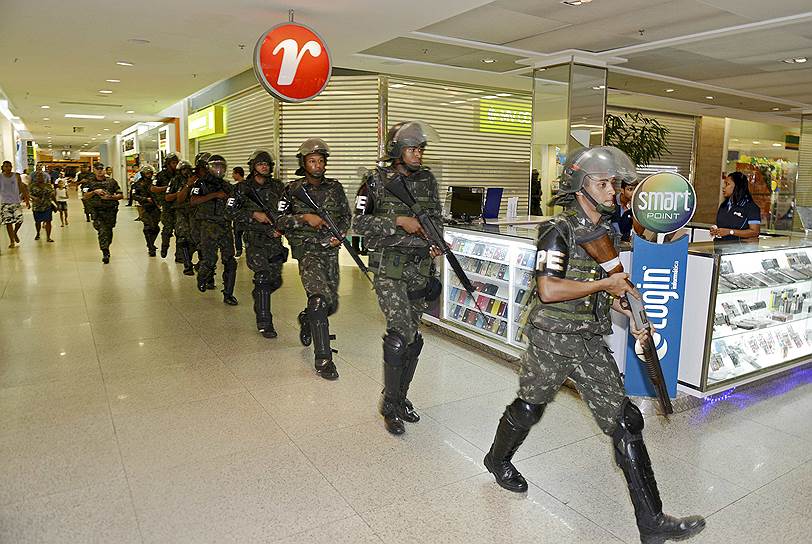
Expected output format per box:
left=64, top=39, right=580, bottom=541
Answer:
left=132, top=165, right=161, bottom=256
left=225, top=150, right=287, bottom=334
left=277, top=139, right=350, bottom=380
left=1, top=160, right=30, bottom=248
left=166, top=160, right=197, bottom=275
left=231, top=166, right=246, bottom=258
left=55, top=177, right=70, bottom=226
left=152, top=153, right=180, bottom=259
left=353, top=122, right=443, bottom=435
left=482, top=146, right=705, bottom=544
left=29, top=171, right=57, bottom=242
left=190, top=153, right=238, bottom=305
left=76, top=164, right=93, bottom=222
left=81, top=163, right=123, bottom=263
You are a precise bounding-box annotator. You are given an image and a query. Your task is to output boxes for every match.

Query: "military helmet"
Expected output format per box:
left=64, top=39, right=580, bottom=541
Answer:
left=177, top=160, right=193, bottom=174
left=295, top=138, right=329, bottom=175
left=164, top=152, right=180, bottom=166
left=247, top=149, right=274, bottom=172
left=559, top=146, right=637, bottom=194
left=383, top=120, right=438, bottom=160
left=207, top=154, right=227, bottom=179
left=140, top=164, right=154, bottom=176
left=194, top=152, right=211, bottom=169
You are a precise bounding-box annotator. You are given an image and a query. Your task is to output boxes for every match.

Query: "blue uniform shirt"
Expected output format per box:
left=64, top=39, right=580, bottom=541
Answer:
left=716, top=197, right=760, bottom=241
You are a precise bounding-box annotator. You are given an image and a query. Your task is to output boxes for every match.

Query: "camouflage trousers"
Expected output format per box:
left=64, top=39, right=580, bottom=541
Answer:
left=518, top=328, right=625, bottom=435
left=160, top=206, right=175, bottom=247
left=174, top=208, right=193, bottom=246
left=141, top=207, right=161, bottom=236
left=245, top=232, right=286, bottom=287
left=296, top=246, right=340, bottom=313
left=92, top=209, right=117, bottom=251
left=372, top=255, right=432, bottom=343
left=197, top=220, right=235, bottom=281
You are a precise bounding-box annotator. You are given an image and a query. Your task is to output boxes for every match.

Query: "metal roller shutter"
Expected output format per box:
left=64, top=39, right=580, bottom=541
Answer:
left=388, top=78, right=532, bottom=216
left=278, top=76, right=380, bottom=200
left=197, top=87, right=276, bottom=177
left=607, top=107, right=697, bottom=180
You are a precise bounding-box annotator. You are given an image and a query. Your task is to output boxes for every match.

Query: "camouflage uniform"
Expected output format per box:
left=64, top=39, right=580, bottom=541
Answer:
left=153, top=166, right=176, bottom=254
left=82, top=177, right=121, bottom=252
left=226, top=175, right=287, bottom=334
left=277, top=177, right=351, bottom=370
left=191, top=174, right=236, bottom=294
left=132, top=178, right=161, bottom=254
left=77, top=171, right=94, bottom=221
left=353, top=164, right=442, bottom=429
left=167, top=170, right=196, bottom=273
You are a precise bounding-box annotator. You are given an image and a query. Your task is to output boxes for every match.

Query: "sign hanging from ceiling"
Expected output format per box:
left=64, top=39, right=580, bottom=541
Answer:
left=253, top=22, right=332, bottom=103
left=188, top=105, right=225, bottom=139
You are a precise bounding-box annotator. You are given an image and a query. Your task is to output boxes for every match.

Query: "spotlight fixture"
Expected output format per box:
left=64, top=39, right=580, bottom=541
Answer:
left=116, top=61, right=135, bottom=66
left=106, top=79, right=121, bottom=83
left=481, top=58, right=497, bottom=64
left=705, top=96, right=714, bottom=100
left=561, top=0, right=592, bottom=5
left=41, top=105, right=50, bottom=109
left=42, top=117, right=49, bottom=121
left=782, top=57, right=807, bottom=64
left=752, top=141, right=760, bottom=144
left=665, top=88, right=675, bottom=93
left=772, top=143, right=782, bottom=147
left=125, top=110, right=135, bottom=114
left=65, top=113, right=105, bottom=119
left=771, top=107, right=781, bottom=111
left=98, top=90, right=113, bottom=94
left=113, top=121, right=121, bottom=124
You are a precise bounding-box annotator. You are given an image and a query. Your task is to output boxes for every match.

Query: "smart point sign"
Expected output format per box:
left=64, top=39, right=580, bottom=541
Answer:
left=632, top=172, right=697, bottom=234
left=253, top=22, right=332, bottom=103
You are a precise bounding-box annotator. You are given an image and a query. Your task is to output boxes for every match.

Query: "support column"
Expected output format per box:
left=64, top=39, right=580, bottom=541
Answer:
left=692, top=116, right=726, bottom=224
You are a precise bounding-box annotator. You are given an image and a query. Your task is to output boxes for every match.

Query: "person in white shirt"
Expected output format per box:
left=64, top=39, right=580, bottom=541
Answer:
left=55, top=178, right=70, bottom=226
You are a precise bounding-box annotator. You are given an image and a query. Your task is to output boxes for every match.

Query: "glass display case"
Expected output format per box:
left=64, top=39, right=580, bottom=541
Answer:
left=428, top=225, right=538, bottom=355
left=679, top=236, right=812, bottom=394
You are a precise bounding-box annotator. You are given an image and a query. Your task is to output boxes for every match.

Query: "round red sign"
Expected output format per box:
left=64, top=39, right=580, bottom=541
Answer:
left=253, top=22, right=332, bottom=103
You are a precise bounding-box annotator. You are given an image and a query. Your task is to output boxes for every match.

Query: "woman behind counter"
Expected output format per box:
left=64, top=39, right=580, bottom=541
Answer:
left=710, top=171, right=761, bottom=241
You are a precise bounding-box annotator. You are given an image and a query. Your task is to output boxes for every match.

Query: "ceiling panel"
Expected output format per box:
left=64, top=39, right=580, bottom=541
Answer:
left=675, top=33, right=812, bottom=61
left=443, top=51, right=527, bottom=72
left=359, top=37, right=480, bottom=63
left=492, top=0, right=673, bottom=24
left=419, top=4, right=569, bottom=45
left=609, top=0, right=751, bottom=41
left=697, top=0, right=812, bottom=19
left=507, top=30, right=643, bottom=54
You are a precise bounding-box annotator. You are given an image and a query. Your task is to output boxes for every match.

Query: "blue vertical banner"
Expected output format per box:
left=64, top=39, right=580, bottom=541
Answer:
left=624, top=234, right=689, bottom=398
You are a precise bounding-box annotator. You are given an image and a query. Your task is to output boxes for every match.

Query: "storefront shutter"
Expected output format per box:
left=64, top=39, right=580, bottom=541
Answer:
left=197, top=87, right=276, bottom=176
left=607, top=107, right=697, bottom=180
left=387, top=78, right=533, bottom=216
left=796, top=116, right=812, bottom=212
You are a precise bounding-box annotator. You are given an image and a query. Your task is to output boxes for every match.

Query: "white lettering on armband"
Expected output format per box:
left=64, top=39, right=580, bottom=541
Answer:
left=191, top=187, right=200, bottom=195
left=535, top=249, right=565, bottom=272
left=226, top=197, right=235, bottom=207
left=277, top=200, right=288, bottom=212
left=599, top=257, right=621, bottom=272
left=355, top=195, right=367, bottom=210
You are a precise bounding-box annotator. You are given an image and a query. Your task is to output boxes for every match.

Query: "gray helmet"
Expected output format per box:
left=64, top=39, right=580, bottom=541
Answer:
left=140, top=165, right=154, bottom=176
left=164, top=152, right=180, bottom=167
left=207, top=154, right=227, bottom=179
left=296, top=138, right=330, bottom=175
left=247, top=149, right=274, bottom=173
left=559, top=146, right=637, bottom=194
left=383, top=121, right=438, bottom=160
left=177, top=160, right=193, bottom=176
left=194, top=152, right=211, bottom=169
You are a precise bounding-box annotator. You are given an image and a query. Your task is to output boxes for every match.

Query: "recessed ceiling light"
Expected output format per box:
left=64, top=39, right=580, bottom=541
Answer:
left=771, top=107, right=781, bottom=111
left=104, top=128, right=110, bottom=131
left=91, top=138, right=96, bottom=141
left=125, top=110, right=135, bottom=114
left=481, top=58, right=497, bottom=64
left=561, top=0, right=592, bottom=5
left=752, top=141, right=760, bottom=144
left=772, top=143, right=782, bottom=147
left=591, top=85, right=606, bottom=90
left=128, top=38, right=151, bottom=45
left=665, top=88, right=675, bottom=93
left=41, top=105, right=50, bottom=109
left=42, top=117, right=49, bottom=121
left=96, top=133, right=101, bottom=136
left=65, top=113, right=105, bottom=119
left=782, top=57, right=807, bottom=64
left=98, top=90, right=113, bottom=94
left=106, top=79, right=121, bottom=83
left=116, top=61, right=134, bottom=66
left=705, top=96, right=714, bottom=100
left=113, top=121, right=121, bottom=124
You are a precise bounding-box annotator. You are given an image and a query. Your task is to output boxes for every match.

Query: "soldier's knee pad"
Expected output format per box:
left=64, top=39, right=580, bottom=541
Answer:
left=408, top=332, right=424, bottom=357
left=507, top=398, right=545, bottom=430
left=327, top=300, right=338, bottom=316
left=254, top=271, right=270, bottom=284
left=617, top=397, right=644, bottom=434
left=382, top=329, right=408, bottom=368
left=307, top=294, right=328, bottom=314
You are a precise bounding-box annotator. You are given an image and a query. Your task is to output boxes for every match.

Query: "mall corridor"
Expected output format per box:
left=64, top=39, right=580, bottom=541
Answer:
left=0, top=203, right=808, bottom=543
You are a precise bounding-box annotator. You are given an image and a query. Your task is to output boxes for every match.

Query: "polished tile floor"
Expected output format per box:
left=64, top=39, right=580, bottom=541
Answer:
left=1, top=202, right=811, bottom=543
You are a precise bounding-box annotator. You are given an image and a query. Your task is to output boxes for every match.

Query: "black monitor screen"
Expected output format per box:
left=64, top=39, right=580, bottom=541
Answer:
left=450, top=186, right=483, bottom=219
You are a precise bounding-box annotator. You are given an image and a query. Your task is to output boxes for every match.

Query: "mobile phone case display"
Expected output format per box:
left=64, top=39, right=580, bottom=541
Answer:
left=443, top=227, right=537, bottom=349
left=709, top=247, right=812, bottom=385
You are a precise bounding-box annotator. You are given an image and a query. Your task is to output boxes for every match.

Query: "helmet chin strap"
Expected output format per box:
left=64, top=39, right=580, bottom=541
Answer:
left=404, top=162, right=421, bottom=173
left=581, top=189, right=616, bottom=216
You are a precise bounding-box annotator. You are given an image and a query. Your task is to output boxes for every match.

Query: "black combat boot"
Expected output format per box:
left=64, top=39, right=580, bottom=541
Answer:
left=614, top=399, right=705, bottom=544
left=484, top=399, right=545, bottom=493
left=160, top=244, right=169, bottom=258
left=380, top=330, right=407, bottom=435
left=222, top=263, right=238, bottom=305
left=145, top=232, right=156, bottom=256
left=398, top=334, right=424, bottom=423
left=308, top=295, right=338, bottom=380
left=298, top=310, right=312, bottom=346
left=252, top=279, right=277, bottom=338
left=101, top=250, right=110, bottom=264
left=197, top=268, right=209, bottom=293
left=180, top=243, right=195, bottom=275
left=174, top=242, right=184, bottom=263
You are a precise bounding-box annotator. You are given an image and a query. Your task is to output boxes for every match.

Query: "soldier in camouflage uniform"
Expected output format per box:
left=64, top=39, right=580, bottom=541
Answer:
left=166, top=160, right=197, bottom=275
left=76, top=164, right=94, bottom=222
left=277, top=139, right=350, bottom=380
left=151, top=153, right=179, bottom=259
left=483, top=146, right=704, bottom=544
left=225, top=150, right=287, bottom=338
left=190, top=156, right=214, bottom=289
left=191, top=154, right=238, bottom=304
left=81, top=162, right=123, bottom=263
left=353, top=121, right=443, bottom=435
left=131, top=165, right=161, bottom=256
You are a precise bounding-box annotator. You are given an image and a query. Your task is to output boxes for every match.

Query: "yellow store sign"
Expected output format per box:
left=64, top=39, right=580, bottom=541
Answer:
left=188, top=105, right=225, bottom=139
left=478, top=99, right=531, bottom=136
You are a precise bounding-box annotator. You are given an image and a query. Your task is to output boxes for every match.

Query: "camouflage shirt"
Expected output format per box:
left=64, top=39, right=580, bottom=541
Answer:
left=29, top=182, right=55, bottom=212
left=166, top=172, right=193, bottom=210
left=352, top=165, right=442, bottom=252
left=82, top=177, right=121, bottom=210
left=277, top=177, right=351, bottom=250
left=152, top=167, right=175, bottom=208
left=132, top=178, right=159, bottom=210
left=190, top=174, right=233, bottom=224
left=225, top=175, right=286, bottom=236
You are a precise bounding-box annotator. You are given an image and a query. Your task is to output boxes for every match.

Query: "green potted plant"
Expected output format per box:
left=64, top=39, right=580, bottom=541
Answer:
left=604, top=111, right=670, bottom=166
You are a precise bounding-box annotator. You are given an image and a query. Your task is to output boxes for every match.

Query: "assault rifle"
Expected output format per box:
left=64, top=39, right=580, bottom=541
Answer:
left=384, top=176, right=486, bottom=319
left=290, top=184, right=373, bottom=285
left=243, top=186, right=281, bottom=228
left=579, top=232, right=674, bottom=414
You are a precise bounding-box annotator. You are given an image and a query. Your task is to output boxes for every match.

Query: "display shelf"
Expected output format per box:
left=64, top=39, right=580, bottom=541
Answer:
left=453, top=250, right=510, bottom=266
left=712, top=314, right=812, bottom=340
left=447, top=299, right=508, bottom=321
left=466, top=271, right=510, bottom=285
left=717, top=276, right=811, bottom=296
